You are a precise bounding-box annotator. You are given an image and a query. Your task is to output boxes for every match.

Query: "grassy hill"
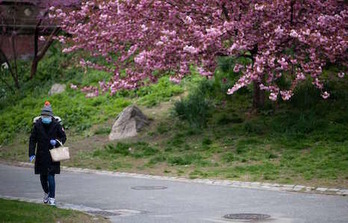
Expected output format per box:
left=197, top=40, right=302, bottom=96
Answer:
left=1, top=44, right=347, bottom=188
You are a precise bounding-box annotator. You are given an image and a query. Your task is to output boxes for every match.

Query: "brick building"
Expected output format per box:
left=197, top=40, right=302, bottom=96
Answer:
left=0, top=0, right=55, bottom=61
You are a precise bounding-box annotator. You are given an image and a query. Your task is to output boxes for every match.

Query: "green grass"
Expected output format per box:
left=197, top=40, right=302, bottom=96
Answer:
left=60, top=74, right=348, bottom=187
left=1, top=43, right=348, bottom=188
left=0, top=44, right=185, bottom=145
left=135, top=77, right=184, bottom=107
left=0, top=89, right=132, bottom=144
left=0, top=198, right=108, bottom=223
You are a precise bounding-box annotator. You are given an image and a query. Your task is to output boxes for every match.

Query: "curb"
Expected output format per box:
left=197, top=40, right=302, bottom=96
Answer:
left=6, top=161, right=348, bottom=196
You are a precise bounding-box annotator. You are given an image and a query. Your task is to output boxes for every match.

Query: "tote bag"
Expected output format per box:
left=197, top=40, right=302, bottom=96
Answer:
left=49, top=139, right=70, bottom=162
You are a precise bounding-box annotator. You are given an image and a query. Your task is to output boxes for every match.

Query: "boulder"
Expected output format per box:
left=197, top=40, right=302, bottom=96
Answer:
left=109, top=105, right=149, bottom=141
left=49, top=84, right=66, bottom=95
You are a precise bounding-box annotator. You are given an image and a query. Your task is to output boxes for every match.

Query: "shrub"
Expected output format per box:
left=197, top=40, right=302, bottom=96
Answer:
left=289, top=82, right=322, bottom=110
left=174, top=80, right=213, bottom=128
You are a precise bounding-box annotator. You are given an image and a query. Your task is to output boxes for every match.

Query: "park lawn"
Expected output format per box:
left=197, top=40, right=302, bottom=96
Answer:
left=1, top=47, right=347, bottom=189
left=2, top=94, right=347, bottom=188
left=0, top=198, right=109, bottom=223
left=69, top=112, right=348, bottom=188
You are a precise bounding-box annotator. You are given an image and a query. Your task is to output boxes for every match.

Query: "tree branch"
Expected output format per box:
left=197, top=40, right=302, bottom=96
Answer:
left=30, top=27, right=61, bottom=79
left=37, top=27, right=61, bottom=60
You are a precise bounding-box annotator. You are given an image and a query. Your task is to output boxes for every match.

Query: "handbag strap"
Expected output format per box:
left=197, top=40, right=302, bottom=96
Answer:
left=55, top=139, right=64, bottom=147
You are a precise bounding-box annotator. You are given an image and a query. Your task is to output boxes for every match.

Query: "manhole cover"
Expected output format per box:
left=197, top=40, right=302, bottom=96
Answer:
left=224, top=213, right=271, bottom=220
left=131, top=186, right=168, bottom=190
left=87, top=210, right=121, bottom=216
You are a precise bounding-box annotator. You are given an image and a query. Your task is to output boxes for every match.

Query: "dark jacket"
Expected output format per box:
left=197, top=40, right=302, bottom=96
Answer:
left=29, top=118, right=67, bottom=175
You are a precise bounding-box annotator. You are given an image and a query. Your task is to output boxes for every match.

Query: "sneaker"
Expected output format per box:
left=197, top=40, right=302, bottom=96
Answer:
left=43, top=193, right=49, bottom=204
left=48, top=197, right=56, bottom=206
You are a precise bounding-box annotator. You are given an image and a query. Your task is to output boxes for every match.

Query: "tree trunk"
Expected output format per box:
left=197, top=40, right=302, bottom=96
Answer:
left=30, top=57, right=39, bottom=79
left=30, top=23, right=61, bottom=79
left=253, top=80, right=265, bottom=109
left=0, top=49, right=16, bottom=93
left=10, top=36, right=20, bottom=89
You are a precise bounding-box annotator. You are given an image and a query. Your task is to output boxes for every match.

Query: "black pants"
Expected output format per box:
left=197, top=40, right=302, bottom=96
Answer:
left=40, top=174, right=55, bottom=198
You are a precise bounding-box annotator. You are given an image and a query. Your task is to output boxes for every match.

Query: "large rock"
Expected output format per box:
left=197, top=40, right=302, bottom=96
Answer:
left=109, top=105, right=149, bottom=141
left=49, top=84, right=66, bottom=95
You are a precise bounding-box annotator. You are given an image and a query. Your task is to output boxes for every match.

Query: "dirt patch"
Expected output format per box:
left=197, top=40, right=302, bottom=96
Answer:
left=68, top=134, right=109, bottom=154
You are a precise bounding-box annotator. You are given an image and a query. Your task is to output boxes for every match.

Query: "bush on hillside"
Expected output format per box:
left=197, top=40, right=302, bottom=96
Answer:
left=174, top=79, right=213, bottom=128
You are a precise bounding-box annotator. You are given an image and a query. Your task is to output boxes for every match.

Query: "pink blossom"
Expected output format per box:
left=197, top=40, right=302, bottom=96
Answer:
left=141, top=24, right=148, bottom=32
left=197, top=67, right=212, bottom=77
left=313, top=78, right=323, bottom=89
left=321, top=91, right=330, bottom=99
left=223, top=21, right=235, bottom=30
left=54, top=0, right=347, bottom=101
left=229, top=43, right=238, bottom=51
left=269, top=92, right=278, bottom=101
left=280, top=90, right=293, bottom=100
left=206, top=27, right=222, bottom=37
left=278, top=58, right=289, bottom=70
left=79, top=59, right=86, bottom=67
left=161, top=30, right=176, bottom=37
left=302, top=29, right=311, bottom=36
left=160, top=35, right=169, bottom=42
left=233, top=64, right=243, bottom=73
left=227, top=86, right=239, bottom=95
left=290, top=59, right=297, bottom=64
left=259, top=84, right=269, bottom=91
left=268, top=57, right=276, bottom=67
left=296, top=72, right=306, bottom=81
left=134, top=51, right=148, bottom=65
left=289, top=29, right=299, bottom=38
left=256, top=65, right=264, bottom=74
left=184, top=16, right=193, bottom=24
left=169, top=76, right=181, bottom=84
left=274, top=25, right=284, bottom=35
left=183, top=45, right=199, bottom=54
left=155, top=41, right=164, bottom=46
left=254, top=4, right=265, bottom=11
left=127, top=45, right=138, bottom=56
left=70, top=83, right=78, bottom=90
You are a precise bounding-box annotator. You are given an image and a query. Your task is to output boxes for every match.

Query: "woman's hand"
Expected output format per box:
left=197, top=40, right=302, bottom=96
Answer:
left=50, top=139, right=57, bottom=146
left=29, top=155, right=35, bottom=162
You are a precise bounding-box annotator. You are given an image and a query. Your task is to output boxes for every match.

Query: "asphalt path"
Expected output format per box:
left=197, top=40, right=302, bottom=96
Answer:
left=1, top=163, right=347, bottom=223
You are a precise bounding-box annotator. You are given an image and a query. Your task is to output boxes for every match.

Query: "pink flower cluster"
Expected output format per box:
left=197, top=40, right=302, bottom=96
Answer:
left=81, top=86, right=99, bottom=98
left=52, top=0, right=347, bottom=101
left=70, top=83, right=78, bottom=90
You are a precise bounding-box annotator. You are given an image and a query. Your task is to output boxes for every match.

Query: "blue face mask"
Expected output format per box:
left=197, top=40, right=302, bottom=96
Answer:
left=42, top=117, right=52, bottom=124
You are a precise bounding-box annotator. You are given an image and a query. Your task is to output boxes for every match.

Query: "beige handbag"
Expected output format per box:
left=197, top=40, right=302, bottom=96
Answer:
left=49, top=139, right=70, bottom=162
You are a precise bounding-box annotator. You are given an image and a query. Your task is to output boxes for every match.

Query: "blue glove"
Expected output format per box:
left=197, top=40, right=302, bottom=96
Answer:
left=50, top=139, right=57, bottom=146
left=29, top=155, right=35, bottom=162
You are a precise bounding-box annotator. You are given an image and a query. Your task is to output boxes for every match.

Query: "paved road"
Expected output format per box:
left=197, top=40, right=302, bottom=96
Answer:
left=1, top=164, right=348, bottom=223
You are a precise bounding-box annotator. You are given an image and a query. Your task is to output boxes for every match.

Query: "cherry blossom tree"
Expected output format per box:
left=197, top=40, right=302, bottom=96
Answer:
left=52, top=0, right=347, bottom=105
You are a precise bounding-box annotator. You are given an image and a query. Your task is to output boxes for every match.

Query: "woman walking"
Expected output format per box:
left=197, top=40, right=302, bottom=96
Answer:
left=29, top=101, right=66, bottom=206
